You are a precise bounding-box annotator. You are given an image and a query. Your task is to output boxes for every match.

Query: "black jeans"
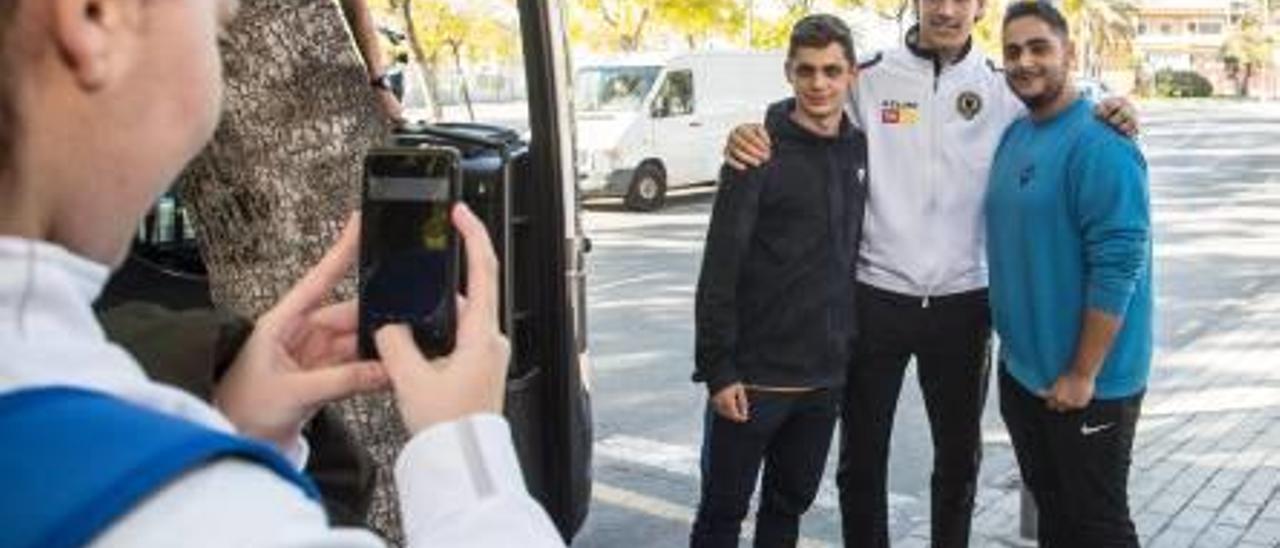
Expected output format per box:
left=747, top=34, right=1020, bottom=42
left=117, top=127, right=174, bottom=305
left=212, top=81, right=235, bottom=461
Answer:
left=838, top=284, right=991, bottom=548
left=1000, top=370, right=1142, bottom=548
left=691, top=389, right=840, bottom=548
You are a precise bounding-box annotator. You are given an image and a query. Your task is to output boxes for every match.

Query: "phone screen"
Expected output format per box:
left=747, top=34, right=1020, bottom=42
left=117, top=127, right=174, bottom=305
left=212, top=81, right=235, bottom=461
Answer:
left=360, top=151, right=458, bottom=359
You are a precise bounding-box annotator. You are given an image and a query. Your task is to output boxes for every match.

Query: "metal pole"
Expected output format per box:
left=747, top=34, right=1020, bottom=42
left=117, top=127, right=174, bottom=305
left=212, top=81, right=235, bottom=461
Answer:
left=1020, top=485, right=1038, bottom=540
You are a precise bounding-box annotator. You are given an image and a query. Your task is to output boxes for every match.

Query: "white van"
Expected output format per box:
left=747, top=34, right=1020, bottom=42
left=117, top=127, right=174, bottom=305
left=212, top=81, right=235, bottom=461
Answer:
left=573, top=51, right=791, bottom=211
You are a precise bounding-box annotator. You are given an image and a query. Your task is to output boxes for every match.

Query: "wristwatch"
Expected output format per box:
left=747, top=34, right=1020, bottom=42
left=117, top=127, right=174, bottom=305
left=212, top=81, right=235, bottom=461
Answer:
left=370, top=73, right=394, bottom=92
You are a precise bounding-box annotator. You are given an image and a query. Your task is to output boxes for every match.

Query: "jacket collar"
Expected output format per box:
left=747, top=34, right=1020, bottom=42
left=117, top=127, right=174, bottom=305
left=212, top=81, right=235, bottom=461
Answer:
left=764, top=98, right=857, bottom=146
left=904, top=24, right=974, bottom=73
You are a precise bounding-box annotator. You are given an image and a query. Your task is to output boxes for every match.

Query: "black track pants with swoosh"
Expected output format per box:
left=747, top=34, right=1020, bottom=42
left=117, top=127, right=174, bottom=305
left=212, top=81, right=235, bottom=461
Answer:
left=999, top=369, right=1143, bottom=548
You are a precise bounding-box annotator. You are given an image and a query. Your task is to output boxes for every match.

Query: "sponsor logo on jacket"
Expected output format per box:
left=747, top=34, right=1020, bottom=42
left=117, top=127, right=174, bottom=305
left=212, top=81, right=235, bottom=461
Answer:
left=880, top=100, right=920, bottom=126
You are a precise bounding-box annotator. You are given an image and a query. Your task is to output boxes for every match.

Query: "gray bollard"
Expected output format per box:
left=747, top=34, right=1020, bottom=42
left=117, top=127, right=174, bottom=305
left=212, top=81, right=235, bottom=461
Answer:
left=1020, top=485, right=1038, bottom=540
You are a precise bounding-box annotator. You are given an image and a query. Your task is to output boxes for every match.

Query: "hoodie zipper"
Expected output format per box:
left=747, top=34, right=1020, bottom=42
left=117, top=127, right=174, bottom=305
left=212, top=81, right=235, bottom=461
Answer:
left=933, top=55, right=943, bottom=92
left=923, top=54, right=942, bottom=307
left=906, top=27, right=971, bottom=308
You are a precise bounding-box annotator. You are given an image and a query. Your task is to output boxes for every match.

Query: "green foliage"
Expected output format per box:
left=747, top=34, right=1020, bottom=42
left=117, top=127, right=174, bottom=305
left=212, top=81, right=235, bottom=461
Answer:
left=571, top=0, right=666, bottom=52
left=567, top=0, right=755, bottom=52
left=1221, top=16, right=1272, bottom=71
left=973, top=0, right=1006, bottom=58
left=661, top=0, right=747, bottom=49
left=1154, top=69, right=1214, bottom=97
left=369, top=0, right=518, bottom=64
left=750, top=7, right=808, bottom=50
left=1061, top=0, right=1138, bottom=76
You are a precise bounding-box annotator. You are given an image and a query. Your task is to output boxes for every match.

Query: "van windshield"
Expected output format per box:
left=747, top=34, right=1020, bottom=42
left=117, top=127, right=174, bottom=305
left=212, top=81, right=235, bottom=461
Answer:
left=574, top=66, right=661, bottom=113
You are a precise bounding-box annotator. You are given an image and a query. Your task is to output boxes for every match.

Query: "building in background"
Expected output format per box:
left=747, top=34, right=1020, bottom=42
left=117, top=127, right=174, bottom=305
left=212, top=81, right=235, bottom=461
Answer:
left=1125, top=0, right=1277, bottom=97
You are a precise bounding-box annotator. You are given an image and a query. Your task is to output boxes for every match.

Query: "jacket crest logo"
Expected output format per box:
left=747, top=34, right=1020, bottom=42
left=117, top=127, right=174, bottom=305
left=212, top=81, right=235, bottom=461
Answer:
left=957, top=91, right=982, bottom=120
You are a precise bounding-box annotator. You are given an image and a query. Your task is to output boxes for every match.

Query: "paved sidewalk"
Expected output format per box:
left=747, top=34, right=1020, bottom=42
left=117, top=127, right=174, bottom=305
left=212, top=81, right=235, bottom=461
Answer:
left=893, top=289, right=1280, bottom=547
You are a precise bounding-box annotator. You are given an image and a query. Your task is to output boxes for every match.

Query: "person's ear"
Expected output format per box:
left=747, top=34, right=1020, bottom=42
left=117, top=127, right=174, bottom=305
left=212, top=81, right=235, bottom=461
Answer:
left=50, top=0, right=141, bottom=90
left=1065, top=38, right=1078, bottom=70
left=784, top=61, right=795, bottom=84
left=975, top=0, right=987, bottom=22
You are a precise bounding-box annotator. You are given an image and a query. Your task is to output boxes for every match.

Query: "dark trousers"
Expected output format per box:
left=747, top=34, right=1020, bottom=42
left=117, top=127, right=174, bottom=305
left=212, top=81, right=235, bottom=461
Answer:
left=1000, top=370, right=1142, bottom=548
left=838, top=284, right=992, bottom=548
left=692, top=389, right=840, bottom=548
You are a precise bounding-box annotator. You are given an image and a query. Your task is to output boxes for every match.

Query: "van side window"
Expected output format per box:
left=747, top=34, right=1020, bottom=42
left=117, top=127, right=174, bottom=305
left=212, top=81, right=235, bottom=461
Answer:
left=652, top=70, right=694, bottom=118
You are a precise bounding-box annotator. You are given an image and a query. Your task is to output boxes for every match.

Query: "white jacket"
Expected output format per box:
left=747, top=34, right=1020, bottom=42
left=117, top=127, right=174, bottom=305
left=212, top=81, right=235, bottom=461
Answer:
left=850, top=34, right=1025, bottom=300
left=0, top=237, right=564, bottom=547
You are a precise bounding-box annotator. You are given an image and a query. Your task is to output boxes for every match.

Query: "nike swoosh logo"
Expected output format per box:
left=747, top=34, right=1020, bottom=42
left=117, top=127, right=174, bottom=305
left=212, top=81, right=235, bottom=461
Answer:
left=1081, top=423, right=1115, bottom=436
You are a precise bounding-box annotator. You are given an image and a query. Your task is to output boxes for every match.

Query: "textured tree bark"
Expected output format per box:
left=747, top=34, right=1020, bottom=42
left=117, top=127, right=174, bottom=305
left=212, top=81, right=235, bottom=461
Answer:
left=175, top=1, right=407, bottom=543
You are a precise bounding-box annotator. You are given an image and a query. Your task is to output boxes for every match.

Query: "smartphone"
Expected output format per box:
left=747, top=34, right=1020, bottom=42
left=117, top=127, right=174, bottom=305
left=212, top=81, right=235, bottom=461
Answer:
left=358, top=147, right=461, bottom=360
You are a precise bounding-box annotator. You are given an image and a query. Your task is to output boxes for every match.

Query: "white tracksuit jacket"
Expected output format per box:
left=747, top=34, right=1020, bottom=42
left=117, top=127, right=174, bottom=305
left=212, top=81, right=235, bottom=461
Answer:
left=849, top=35, right=1026, bottom=302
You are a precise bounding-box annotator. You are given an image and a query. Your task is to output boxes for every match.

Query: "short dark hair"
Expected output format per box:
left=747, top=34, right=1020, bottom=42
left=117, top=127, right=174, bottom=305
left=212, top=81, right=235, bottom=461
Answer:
left=788, top=14, right=857, bottom=67
left=0, top=0, right=18, bottom=179
left=1003, top=1, right=1070, bottom=39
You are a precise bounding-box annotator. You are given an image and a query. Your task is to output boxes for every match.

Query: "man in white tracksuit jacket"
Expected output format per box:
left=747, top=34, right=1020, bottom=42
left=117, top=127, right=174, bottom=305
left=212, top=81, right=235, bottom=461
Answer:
left=724, top=1, right=1137, bottom=545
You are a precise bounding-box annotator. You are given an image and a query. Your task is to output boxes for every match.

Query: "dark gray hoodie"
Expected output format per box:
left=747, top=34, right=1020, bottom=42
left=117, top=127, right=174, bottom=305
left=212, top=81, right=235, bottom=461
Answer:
left=694, top=98, right=869, bottom=395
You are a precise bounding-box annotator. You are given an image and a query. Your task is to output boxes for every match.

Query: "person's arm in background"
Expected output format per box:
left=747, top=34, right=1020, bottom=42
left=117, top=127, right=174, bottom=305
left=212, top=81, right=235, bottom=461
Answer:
left=1094, top=97, right=1139, bottom=137
left=724, top=82, right=863, bottom=170
left=339, top=0, right=406, bottom=124
left=992, top=74, right=1138, bottom=136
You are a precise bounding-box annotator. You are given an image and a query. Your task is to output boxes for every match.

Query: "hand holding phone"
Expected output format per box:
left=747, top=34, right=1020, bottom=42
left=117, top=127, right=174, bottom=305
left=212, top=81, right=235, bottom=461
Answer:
left=375, top=204, right=511, bottom=434
left=216, top=214, right=389, bottom=453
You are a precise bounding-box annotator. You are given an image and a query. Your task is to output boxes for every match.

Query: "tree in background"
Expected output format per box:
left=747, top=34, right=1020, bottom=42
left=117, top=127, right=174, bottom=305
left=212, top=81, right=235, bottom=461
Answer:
left=749, top=7, right=810, bottom=49
left=972, top=0, right=1005, bottom=58
left=1221, top=13, right=1274, bottom=97
left=568, top=0, right=884, bottom=53
left=662, top=0, right=748, bottom=49
left=871, top=0, right=914, bottom=38
left=570, top=0, right=667, bottom=51
left=371, top=0, right=519, bottom=120
left=746, top=0, right=874, bottom=49
left=1062, top=0, right=1138, bottom=77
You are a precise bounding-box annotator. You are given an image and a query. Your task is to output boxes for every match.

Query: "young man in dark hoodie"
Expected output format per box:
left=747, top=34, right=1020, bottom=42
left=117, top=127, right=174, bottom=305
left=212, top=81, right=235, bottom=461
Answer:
left=691, top=14, right=869, bottom=547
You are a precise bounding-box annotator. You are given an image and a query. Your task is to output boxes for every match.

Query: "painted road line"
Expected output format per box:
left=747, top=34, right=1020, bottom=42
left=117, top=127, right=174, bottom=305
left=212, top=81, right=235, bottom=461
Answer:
left=594, top=434, right=922, bottom=515
left=592, top=482, right=833, bottom=547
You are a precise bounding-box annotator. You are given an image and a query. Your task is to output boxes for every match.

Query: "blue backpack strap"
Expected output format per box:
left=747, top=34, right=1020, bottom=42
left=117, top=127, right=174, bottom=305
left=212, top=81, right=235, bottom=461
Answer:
left=0, top=386, right=321, bottom=548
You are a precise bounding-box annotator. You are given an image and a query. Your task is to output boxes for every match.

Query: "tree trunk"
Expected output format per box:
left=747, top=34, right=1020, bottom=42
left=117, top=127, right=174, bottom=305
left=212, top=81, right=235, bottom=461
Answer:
left=448, top=40, right=476, bottom=121
left=175, top=0, right=407, bottom=543
left=402, top=0, right=444, bottom=121
left=1081, top=20, right=1095, bottom=78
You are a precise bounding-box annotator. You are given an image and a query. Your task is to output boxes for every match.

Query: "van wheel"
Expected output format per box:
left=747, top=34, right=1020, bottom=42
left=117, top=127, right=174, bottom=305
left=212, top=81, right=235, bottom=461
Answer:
left=624, top=164, right=666, bottom=212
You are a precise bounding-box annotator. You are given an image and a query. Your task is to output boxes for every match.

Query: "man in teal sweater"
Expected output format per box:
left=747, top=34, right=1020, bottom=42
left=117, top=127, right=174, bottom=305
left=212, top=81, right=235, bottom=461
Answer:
left=985, top=2, right=1152, bottom=546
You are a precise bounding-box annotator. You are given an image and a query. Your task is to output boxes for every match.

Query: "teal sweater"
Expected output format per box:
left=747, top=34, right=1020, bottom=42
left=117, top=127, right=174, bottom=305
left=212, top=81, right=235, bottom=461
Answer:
left=986, top=98, right=1153, bottom=399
